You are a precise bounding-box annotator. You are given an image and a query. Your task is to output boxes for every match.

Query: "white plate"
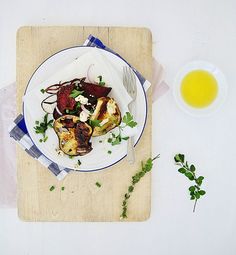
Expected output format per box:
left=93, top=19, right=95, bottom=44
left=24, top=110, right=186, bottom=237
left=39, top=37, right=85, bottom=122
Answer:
left=23, top=46, right=147, bottom=172
left=173, top=60, right=227, bottom=117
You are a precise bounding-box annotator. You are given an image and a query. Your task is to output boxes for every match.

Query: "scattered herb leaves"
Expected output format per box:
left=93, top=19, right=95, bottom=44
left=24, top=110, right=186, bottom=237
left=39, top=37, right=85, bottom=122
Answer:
left=61, top=187, right=65, bottom=191
left=174, top=154, right=206, bottom=212
left=34, top=113, right=53, bottom=142
left=120, top=155, right=160, bottom=219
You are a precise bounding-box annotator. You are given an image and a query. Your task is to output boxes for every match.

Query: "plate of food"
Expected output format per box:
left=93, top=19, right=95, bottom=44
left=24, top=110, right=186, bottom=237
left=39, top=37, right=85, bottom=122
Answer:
left=23, top=46, right=147, bottom=171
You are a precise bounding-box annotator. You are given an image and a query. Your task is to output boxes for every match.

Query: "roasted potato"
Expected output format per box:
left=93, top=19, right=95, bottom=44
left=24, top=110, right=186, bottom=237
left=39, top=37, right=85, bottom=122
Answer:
left=90, top=97, right=121, bottom=137
left=54, top=115, right=93, bottom=156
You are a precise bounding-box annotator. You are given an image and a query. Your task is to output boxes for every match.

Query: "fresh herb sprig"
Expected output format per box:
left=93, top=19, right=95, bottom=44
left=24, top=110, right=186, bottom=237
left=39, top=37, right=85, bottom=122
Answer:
left=108, top=112, right=137, bottom=146
left=121, top=112, right=137, bottom=128
left=34, top=113, right=53, bottom=142
left=120, top=155, right=160, bottom=219
left=174, top=154, right=206, bottom=212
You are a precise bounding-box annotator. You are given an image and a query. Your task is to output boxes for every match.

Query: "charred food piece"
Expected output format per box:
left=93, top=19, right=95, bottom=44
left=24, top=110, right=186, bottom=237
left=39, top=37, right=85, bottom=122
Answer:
left=90, top=97, right=121, bottom=137
left=54, top=115, right=93, bottom=156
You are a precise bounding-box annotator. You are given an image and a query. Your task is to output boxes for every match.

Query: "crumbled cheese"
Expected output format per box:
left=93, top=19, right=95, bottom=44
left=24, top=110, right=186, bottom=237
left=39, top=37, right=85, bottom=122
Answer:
left=107, top=100, right=116, bottom=115
left=75, top=95, right=88, bottom=105
left=79, top=110, right=89, bottom=122
left=100, top=118, right=109, bottom=126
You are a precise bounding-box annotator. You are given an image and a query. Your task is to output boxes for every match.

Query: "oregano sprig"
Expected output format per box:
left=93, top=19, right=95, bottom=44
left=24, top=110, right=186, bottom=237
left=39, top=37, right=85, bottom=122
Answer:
left=174, top=154, right=206, bottom=212
left=120, top=154, right=160, bottom=219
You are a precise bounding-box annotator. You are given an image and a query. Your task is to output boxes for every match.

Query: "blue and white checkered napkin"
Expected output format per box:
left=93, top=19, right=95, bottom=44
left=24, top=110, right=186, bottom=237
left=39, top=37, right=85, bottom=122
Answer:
left=9, top=35, right=151, bottom=180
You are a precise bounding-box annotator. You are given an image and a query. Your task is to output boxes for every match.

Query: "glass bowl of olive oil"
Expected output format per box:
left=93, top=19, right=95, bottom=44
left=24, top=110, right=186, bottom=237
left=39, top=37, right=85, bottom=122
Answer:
left=173, top=61, right=227, bottom=117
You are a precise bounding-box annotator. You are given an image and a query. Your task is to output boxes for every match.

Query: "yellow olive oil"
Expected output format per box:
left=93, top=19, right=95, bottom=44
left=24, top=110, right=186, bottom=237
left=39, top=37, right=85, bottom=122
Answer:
left=180, top=70, right=218, bottom=108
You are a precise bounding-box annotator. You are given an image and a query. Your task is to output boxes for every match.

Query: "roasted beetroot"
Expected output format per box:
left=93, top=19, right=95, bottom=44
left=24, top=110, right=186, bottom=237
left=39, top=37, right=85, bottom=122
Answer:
left=57, top=84, right=76, bottom=113
left=79, top=81, right=112, bottom=99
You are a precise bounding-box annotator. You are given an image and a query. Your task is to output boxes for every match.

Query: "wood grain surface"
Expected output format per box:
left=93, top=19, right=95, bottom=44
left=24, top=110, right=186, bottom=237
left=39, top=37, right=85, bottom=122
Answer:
left=16, top=26, right=152, bottom=221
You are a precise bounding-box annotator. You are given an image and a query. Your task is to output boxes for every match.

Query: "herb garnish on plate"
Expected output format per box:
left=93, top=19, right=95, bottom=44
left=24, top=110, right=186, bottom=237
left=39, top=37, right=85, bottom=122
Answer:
left=108, top=112, right=137, bottom=146
left=34, top=113, right=53, bottom=142
left=174, top=154, right=206, bottom=212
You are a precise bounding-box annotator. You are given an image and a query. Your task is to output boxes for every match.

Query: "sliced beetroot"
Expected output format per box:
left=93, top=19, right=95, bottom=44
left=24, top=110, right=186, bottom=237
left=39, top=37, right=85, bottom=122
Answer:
left=79, top=81, right=112, bottom=99
left=57, top=84, right=76, bottom=113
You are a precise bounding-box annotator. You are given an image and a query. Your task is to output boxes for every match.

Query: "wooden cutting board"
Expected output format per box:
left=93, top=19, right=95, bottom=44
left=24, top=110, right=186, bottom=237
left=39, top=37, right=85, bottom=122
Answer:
left=16, top=26, right=152, bottom=221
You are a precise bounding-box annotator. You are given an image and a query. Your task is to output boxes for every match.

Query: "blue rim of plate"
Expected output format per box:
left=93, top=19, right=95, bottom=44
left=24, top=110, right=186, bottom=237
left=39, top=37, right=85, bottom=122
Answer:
left=23, top=45, right=148, bottom=172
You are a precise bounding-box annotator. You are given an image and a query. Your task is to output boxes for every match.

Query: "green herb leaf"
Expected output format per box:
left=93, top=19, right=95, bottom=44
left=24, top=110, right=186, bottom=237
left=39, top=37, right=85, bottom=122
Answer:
left=50, top=186, right=55, bottom=191
left=107, top=150, right=112, bottom=154
left=178, top=168, right=186, bottom=174
left=76, top=102, right=81, bottom=109
left=189, top=186, right=196, bottom=192
left=179, top=154, right=185, bottom=163
left=95, top=182, right=102, bottom=188
left=122, top=112, right=137, bottom=128
left=77, top=160, right=81, bottom=166
left=128, top=186, right=134, bottom=192
left=195, top=192, right=200, bottom=199
left=89, top=119, right=101, bottom=128
left=185, top=172, right=194, bottom=180
left=61, top=187, right=65, bottom=191
left=196, top=176, right=204, bottom=186
left=174, top=154, right=181, bottom=162
left=69, top=89, right=84, bottom=98
left=40, top=88, right=45, bottom=94
left=34, top=113, right=53, bottom=142
left=111, top=134, right=122, bottom=146
left=199, top=190, right=206, bottom=196
left=190, top=165, right=196, bottom=172
left=97, top=75, right=105, bottom=86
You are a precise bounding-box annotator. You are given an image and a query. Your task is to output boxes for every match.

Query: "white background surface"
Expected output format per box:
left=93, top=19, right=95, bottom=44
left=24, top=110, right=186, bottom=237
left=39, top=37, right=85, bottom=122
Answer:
left=1, top=0, right=236, bottom=255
